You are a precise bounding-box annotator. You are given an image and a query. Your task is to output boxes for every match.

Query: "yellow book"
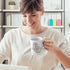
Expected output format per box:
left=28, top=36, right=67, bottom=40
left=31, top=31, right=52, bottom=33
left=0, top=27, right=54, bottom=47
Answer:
left=53, top=19, right=57, bottom=26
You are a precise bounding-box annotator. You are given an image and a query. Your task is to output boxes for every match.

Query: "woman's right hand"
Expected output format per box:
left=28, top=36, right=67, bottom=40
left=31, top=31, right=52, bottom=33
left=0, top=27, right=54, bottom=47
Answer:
left=43, top=37, right=60, bottom=54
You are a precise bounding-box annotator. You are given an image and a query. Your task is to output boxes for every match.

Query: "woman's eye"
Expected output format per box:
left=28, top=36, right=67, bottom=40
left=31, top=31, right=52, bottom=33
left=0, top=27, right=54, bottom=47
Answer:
left=23, top=15, right=27, bottom=17
left=32, top=15, right=36, bottom=16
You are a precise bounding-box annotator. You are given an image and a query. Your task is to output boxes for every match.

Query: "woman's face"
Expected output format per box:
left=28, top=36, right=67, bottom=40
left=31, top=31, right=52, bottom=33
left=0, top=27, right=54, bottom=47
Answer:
left=22, top=10, right=44, bottom=29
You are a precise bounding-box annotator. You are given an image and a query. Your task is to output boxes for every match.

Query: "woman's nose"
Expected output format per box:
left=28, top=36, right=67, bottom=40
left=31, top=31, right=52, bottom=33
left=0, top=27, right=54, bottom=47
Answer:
left=27, top=16, right=32, bottom=23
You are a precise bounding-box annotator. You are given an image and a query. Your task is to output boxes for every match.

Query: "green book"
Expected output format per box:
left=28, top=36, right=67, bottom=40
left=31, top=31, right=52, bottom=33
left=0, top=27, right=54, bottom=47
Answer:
left=53, top=19, right=57, bottom=26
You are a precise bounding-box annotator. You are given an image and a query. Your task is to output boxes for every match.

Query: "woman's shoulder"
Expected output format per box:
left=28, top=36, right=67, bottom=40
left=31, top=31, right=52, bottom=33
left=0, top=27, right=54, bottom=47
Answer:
left=47, top=27, right=61, bottom=35
left=46, top=27, right=65, bottom=39
left=4, top=28, right=21, bottom=37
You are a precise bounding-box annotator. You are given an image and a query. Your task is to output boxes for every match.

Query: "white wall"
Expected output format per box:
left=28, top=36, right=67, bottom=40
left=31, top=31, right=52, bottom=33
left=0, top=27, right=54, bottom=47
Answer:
left=65, top=0, right=70, bottom=35
left=43, top=0, right=70, bottom=35
left=0, top=0, right=1, bottom=25
left=0, top=0, right=1, bottom=40
left=0, top=0, right=70, bottom=35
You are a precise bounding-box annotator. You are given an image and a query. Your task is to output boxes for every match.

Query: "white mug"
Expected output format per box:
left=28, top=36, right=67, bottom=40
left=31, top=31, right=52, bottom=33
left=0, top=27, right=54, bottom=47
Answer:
left=30, top=37, right=45, bottom=55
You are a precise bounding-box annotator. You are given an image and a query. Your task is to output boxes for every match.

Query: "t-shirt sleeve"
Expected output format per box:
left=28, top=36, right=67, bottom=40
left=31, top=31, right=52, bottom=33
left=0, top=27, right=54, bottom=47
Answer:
left=52, top=29, right=70, bottom=56
left=66, top=68, right=70, bottom=70
left=0, top=30, right=12, bottom=63
left=57, top=32, right=70, bottom=56
left=53, top=30, right=70, bottom=69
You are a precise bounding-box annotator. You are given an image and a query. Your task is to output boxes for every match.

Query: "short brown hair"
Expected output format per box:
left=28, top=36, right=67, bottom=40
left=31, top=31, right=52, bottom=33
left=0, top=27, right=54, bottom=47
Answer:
left=20, top=0, right=43, bottom=14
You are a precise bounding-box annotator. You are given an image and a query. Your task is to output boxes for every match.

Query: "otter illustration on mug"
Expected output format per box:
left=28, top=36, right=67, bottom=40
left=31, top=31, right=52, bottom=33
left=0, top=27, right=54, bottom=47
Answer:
left=30, top=37, right=45, bottom=55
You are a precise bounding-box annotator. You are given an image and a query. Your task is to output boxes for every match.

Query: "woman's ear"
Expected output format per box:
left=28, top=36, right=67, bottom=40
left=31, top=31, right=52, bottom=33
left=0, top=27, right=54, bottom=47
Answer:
left=41, top=7, right=44, bottom=15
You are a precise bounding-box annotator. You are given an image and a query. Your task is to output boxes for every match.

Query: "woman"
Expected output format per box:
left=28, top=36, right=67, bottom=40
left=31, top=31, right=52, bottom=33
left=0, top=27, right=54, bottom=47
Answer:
left=0, top=0, right=70, bottom=70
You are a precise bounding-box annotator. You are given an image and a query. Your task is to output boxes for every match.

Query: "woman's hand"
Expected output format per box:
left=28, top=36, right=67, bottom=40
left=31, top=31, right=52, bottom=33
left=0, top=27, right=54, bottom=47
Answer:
left=43, top=37, right=59, bottom=54
left=44, top=38, right=70, bottom=68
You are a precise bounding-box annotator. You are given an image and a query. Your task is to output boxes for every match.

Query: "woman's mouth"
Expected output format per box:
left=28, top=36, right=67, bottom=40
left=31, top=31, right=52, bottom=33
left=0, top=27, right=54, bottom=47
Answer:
left=27, top=23, right=35, bottom=27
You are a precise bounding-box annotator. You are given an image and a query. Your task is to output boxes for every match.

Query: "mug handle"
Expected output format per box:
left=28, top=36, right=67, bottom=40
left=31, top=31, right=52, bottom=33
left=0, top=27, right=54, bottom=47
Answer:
left=41, top=38, right=45, bottom=48
left=42, top=38, right=45, bottom=43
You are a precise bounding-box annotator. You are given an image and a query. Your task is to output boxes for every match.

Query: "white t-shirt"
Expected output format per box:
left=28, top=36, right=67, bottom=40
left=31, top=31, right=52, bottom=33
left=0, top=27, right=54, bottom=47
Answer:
left=0, top=27, right=70, bottom=70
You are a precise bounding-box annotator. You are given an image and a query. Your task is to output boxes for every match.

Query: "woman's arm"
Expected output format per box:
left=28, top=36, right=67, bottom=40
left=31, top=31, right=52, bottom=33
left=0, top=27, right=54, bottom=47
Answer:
left=0, top=31, right=12, bottom=64
left=44, top=38, right=70, bottom=68
left=54, top=47, right=70, bottom=68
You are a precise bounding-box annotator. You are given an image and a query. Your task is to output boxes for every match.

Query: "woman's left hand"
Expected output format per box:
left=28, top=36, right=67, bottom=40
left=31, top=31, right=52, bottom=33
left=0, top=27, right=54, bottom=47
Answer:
left=43, top=37, right=59, bottom=54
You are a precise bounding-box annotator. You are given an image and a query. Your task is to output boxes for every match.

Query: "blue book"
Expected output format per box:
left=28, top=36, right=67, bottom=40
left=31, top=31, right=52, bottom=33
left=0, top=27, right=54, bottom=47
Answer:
left=49, top=19, right=53, bottom=26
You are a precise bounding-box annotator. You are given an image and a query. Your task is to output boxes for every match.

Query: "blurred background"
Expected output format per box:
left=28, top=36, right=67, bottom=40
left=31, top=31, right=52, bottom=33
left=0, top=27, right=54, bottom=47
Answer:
left=0, top=0, right=70, bottom=41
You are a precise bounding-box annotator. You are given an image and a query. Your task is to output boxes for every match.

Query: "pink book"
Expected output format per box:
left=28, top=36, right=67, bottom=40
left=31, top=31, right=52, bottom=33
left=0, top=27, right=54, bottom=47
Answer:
left=57, top=19, right=61, bottom=26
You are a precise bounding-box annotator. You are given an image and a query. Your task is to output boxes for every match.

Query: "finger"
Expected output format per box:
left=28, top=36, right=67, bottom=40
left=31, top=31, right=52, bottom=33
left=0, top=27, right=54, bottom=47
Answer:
left=44, top=43, right=52, bottom=48
left=45, top=39, right=54, bottom=43
left=43, top=45, right=48, bottom=48
left=46, top=43, right=52, bottom=46
left=44, top=45, right=50, bottom=50
left=44, top=43, right=52, bottom=47
left=44, top=41, right=53, bottom=45
left=44, top=37, right=53, bottom=42
left=43, top=42, right=47, bottom=45
left=44, top=38, right=51, bottom=41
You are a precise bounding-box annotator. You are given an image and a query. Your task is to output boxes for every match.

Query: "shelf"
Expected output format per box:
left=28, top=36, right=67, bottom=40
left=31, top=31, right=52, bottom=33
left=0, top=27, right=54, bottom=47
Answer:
left=0, top=9, right=2, bottom=12
left=47, top=26, right=64, bottom=29
left=3, top=25, right=21, bottom=28
left=0, top=26, right=1, bottom=28
left=3, top=25, right=64, bottom=29
left=0, top=9, right=1, bottom=11
left=3, top=9, right=20, bottom=13
left=0, top=0, right=65, bottom=39
left=44, top=9, right=64, bottom=13
left=2, top=9, right=64, bottom=13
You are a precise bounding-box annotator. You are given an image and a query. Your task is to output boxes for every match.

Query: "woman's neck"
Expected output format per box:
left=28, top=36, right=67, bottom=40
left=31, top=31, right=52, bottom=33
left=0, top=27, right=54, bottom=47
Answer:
left=22, top=26, right=47, bottom=35
left=29, top=26, right=43, bottom=34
